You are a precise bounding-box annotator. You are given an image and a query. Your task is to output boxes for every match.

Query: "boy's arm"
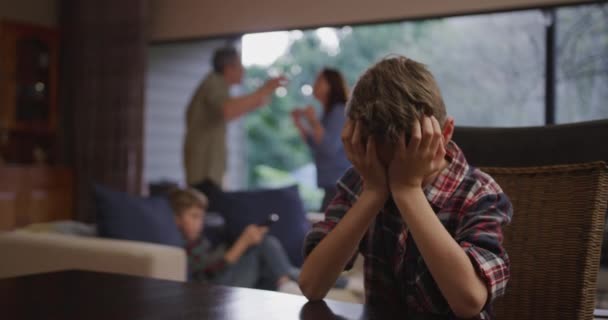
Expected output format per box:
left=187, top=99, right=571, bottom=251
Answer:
left=222, top=237, right=250, bottom=264
left=224, top=225, right=268, bottom=263
left=393, top=189, right=511, bottom=318
left=198, top=225, right=267, bottom=279
left=299, top=189, right=384, bottom=300
left=389, top=116, right=510, bottom=318
left=455, top=193, right=511, bottom=302
left=300, top=120, right=389, bottom=301
left=393, top=189, right=489, bottom=318
left=199, top=241, right=246, bottom=278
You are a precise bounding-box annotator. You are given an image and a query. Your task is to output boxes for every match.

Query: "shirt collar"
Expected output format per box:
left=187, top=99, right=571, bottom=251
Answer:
left=423, top=141, right=469, bottom=210
left=185, top=237, right=202, bottom=251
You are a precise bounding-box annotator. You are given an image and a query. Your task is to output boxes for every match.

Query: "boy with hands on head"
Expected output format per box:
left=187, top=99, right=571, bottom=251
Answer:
left=299, top=56, right=512, bottom=319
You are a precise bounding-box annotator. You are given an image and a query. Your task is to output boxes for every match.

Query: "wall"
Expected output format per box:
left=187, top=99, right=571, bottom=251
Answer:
left=149, top=0, right=588, bottom=41
left=0, top=0, right=57, bottom=26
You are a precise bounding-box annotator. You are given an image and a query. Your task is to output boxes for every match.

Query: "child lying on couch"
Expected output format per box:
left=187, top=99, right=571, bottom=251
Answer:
left=169, top=188, right=304, bottom=293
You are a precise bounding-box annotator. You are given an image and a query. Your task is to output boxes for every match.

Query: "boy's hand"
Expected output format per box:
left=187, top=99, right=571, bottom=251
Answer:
left=389, top=116, right=446, bottom=192
left=239, top=224, right=269, bottom=248
left=341, top=120, right=389, bottom=199
left=225, top=225, right=269, bottom=264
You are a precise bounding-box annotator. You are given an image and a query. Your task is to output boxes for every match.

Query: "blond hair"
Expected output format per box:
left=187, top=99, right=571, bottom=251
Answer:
left=168, top=188, right=208, bottom=216
left=347, top=56, right=446, bottom=144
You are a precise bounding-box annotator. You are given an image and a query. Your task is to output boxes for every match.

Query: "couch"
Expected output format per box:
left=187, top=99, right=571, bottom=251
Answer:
left=0, top=230, right=187, bottom=281
left=0, top=220, right=364, bottom=303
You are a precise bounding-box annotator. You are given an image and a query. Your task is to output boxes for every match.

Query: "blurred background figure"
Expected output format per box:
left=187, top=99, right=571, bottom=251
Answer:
left=292, top=68, right=350, bottom=211
left=184, top=46, right=286, bottom=187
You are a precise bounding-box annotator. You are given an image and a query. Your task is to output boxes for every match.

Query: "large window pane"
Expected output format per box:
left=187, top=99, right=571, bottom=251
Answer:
left=242, top=10, right=546, bottom=208
left=405, top=11, right=546, bottom=127
left=556, top=3, right=608, bottom=123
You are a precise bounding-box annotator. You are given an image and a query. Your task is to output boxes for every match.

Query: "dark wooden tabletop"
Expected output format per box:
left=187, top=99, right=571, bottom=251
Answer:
left=0, top=270, right=365, bottom=320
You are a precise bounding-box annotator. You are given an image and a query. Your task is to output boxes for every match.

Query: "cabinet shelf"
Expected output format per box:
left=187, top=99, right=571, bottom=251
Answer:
left=0, top=20, right=59, bottom=165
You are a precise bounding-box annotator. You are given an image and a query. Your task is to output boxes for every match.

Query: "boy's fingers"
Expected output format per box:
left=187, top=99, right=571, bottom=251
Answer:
left=366, top=137, right=376, bottom=164
left=352, top=121, right=364, bottom=155
left=438, top=141, right=447, bottom=160
left=391, top=132, right=406, bottom=163
left=343, top=138, right=354, bottom=159
left=409, top=118, right=422, bottom=151
left=429, top=117, right=442, bottom=156
left=351, top=121, right=360, bottom=145
left=341, top=121, right=354, bottom=159
left=344, top=146, right=354, bottom=163
left=258, top=226, right=269, bottom=234
left=341, top=120, right=354, bottom=143
left=419, top=116, right=433, bottom=151
left=431, top=116, right=441, bottom=137
left=397, top=131, right=407, bottom=153
left=433, top=140, right=447, bottom=170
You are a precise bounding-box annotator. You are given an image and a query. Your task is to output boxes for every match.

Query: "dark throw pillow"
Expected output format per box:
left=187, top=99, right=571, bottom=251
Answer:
left=195, top=182, right=310, bottom=267
left=94, top=184, right=183, bottom=247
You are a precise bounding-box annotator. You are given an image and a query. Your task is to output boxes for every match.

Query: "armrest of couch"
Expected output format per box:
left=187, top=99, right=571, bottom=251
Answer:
left=0, top=231, right=187, bottom=282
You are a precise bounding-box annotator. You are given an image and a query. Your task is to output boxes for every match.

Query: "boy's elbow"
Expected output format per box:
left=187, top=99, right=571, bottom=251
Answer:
left=298, top=277, right=328, bottom=301
left=452, top=304, right=484, bottom=319
left=451, top=290, right=487, bottom=319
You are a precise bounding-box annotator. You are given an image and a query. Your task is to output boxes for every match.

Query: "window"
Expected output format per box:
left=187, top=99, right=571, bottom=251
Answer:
left=241, top=9, right=549, bottom=209
left=556, top=3, right=608, bottom=123
left=144, top=5, right=607, bottom=206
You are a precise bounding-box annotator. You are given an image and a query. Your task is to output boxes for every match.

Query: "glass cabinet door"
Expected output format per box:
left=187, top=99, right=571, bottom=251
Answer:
left=16, top=37, right=51, bottom=126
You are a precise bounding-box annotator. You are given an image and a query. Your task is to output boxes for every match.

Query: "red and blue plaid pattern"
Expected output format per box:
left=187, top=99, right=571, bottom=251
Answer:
left=304, top=141, right=512, bottom=319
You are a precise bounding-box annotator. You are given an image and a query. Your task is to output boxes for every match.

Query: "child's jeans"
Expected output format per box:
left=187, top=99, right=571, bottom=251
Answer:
left=211, top=235, right=299, bottom=289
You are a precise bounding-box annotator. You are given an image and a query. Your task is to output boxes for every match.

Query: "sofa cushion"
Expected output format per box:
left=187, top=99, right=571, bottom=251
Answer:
left=0, top=230, right=187, bottom=281
left=94, top=185, right=183, bottom=247
left=195, top=181, right=310, bottom=266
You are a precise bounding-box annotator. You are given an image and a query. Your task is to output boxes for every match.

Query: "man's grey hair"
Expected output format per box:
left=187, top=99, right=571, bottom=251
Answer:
left=212, top=47, right=239, bottom=73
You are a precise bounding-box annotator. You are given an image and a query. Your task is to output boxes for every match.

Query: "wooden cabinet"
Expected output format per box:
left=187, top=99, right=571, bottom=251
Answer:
left=0, top=20, right=60, bottom=165
left=0, top=166, right=73, bottom=230
left=0, top=22, right=70, bottom=230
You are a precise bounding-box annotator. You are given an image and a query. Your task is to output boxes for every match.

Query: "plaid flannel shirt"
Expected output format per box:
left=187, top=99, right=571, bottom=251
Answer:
left=186, top=238, right=228, bottom=282
left=303, top=141, right=512, bottom=319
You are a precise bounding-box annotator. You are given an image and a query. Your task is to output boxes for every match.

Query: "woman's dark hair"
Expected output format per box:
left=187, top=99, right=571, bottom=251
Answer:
left=320, top=68, right=349, bottom=114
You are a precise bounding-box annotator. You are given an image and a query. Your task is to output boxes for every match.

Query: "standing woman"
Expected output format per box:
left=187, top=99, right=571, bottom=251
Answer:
left=291, top=68, right=350, bottom=211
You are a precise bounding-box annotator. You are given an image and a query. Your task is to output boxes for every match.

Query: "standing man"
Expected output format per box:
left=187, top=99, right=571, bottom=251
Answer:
left=184, top=47, right=284, bottom=187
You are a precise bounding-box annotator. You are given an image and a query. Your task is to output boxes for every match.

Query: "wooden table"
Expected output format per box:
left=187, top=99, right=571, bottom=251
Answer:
left=0, top=270, right=365, bottom=320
